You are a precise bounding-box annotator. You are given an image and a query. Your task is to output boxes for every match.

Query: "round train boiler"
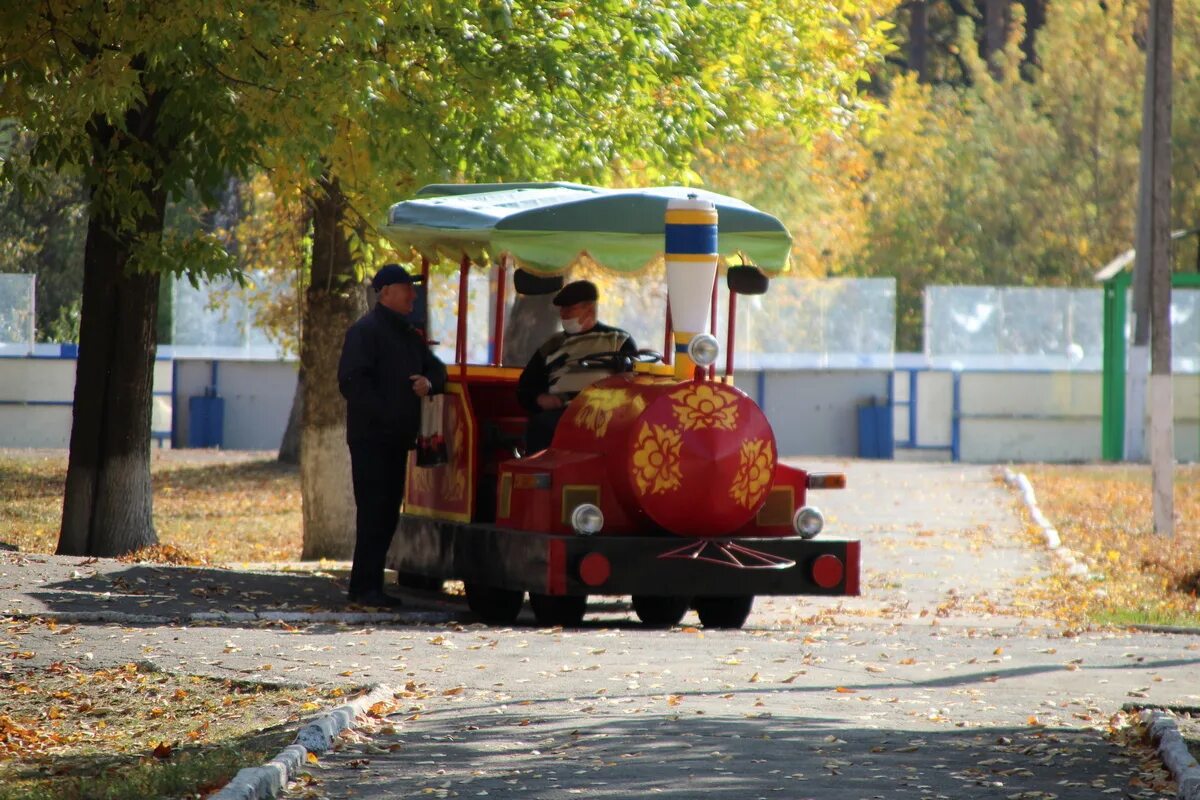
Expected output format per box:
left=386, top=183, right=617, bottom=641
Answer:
left=551, top=373, right=777, bottom=537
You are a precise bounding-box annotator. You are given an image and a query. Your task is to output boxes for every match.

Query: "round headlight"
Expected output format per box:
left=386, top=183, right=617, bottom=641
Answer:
left=570, top=503, right=604, bottom=536
left=793, top=506, right=824, bottom=539
left=687, top=334, right=720, bottom=368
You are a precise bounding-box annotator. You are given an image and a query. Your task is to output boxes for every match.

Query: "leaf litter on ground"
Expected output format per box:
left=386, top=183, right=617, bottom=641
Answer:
left=1010, top=465, right=1199, bottom=628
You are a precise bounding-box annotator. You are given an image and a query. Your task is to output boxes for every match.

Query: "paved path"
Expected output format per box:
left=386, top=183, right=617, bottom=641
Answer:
left=2, top=461, right=1196, bottom=799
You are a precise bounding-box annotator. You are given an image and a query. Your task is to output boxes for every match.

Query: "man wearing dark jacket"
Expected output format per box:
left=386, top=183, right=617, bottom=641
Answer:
left=517, top=280, right=637, bottom=453
left=338, top=264, right=447, bottom=608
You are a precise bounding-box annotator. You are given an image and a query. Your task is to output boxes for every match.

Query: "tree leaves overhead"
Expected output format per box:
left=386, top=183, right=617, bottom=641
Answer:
left=706, top=0, right=1200, bottom=350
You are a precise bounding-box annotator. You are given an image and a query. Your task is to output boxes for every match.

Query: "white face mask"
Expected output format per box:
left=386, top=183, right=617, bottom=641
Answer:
left=562, top=317, right=585, bottom=335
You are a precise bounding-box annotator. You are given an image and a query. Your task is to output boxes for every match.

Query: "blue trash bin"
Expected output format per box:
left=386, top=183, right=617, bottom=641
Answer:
left=857, top=399, right=893, bottom=459
left=188, top=393, right=225, bottom=448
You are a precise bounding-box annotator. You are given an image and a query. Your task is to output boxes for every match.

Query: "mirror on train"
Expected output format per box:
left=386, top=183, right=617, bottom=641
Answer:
left=513, top=269, right=564, bottom=296
left=727, top=265, right=769, bottom=295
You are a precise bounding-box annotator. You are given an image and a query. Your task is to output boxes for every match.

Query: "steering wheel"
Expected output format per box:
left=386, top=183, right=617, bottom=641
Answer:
left=576, top=349, right=664, bottom=371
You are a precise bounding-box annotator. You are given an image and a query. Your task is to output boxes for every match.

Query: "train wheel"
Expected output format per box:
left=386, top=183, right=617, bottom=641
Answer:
left=694, top=595, right=754, bottom=629
left=464, top=583, right=524, bottom=624
left=631, top=595, right=690, bottom=628
left=529, top=593, right=588, bottom=627
left=396, top=572, right=444, bottom=593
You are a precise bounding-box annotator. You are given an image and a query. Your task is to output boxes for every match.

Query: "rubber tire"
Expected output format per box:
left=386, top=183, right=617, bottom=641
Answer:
left=397, top=572, right=444, bottom=593
left=631, top=595, right=690, bottom=628
left=694, top=595, right=755, bottom=629
left=464, top=583, right=524, bottom=624
left=529, top=593, right=588, bottom=627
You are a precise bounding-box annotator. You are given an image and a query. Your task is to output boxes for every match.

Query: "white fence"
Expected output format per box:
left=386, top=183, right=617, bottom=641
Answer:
left=0, top=274, right=35, bottom=355
left=926, top=285, right=1200, bottom=373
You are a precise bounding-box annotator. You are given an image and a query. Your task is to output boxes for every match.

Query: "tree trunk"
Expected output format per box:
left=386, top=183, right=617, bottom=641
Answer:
left=300, top=174, right=366, bottom=560
left=982, top=0, right=1010, bottom=77
left=58, top=115, right=166, bottom=557
left=909, top=0, right=929, bottom=84
left=1019, top=0, right=1046, bottom=70
left=502, top=292, right=562, bottom=367
left=277, top=364, right=304, bottom=464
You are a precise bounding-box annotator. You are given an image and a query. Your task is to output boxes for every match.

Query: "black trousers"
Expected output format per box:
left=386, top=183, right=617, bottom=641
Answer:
left=525, top=407, right=566, bottom=453
left=348, top=439, right=409, bottom=596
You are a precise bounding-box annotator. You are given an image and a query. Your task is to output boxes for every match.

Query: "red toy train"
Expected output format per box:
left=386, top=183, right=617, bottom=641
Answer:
left=383, top=183, right=858, bottom=628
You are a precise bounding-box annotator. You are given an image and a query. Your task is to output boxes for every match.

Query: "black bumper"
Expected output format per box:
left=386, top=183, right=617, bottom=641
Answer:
left=388, top=514, right=860, bottom=597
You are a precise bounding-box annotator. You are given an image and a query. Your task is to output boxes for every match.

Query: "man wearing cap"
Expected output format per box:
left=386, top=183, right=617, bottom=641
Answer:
left=338, top=264, right=447, bottom=608
left=517, top=279, right=637, bottom=453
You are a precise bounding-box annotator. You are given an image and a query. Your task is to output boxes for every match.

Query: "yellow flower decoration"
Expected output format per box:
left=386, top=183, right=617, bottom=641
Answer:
left=573, top=388, right=631, bottom=438
left=670, top=383, right=738, bottom=431
left=632, top=422, right=683, bottom=495
left=730, top=438, right=774, bottom=509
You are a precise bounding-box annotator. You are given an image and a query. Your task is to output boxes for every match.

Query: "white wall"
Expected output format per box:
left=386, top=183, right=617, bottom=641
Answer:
left=3, top=354, right=1196, bottom=462
left=897, top=368, right=1199, bottom=463
left=745, top=369, right=892, bottom=457
left=174, top=359, right=298, bottom=451
left=0, top=357, right=172, bottom=448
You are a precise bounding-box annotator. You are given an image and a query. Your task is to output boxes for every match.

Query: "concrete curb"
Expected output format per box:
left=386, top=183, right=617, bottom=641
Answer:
left=0, top=609, right=453, bottom=626
left=211, top=683, right=397, bottom=800
left=1002, top=468, right=1090, bottom=578
left=1132, top=624, right=1200, bottom=636
left=1140, top=708, right=1200, bottom=800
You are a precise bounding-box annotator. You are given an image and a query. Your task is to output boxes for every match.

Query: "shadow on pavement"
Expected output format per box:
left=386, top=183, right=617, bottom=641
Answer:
left=301, top=707, right=1170, bottom=800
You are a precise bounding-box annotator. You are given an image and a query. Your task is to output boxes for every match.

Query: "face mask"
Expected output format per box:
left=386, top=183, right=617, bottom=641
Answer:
left=562, top=317, right=584, bottom=335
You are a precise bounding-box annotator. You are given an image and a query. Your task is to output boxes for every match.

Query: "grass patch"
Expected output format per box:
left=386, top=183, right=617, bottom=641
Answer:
left=0, top=450, right=302, bottom=563
left=1017, top=464, right=1200, bottom=627
left=0, top=654, right=341, bottom=800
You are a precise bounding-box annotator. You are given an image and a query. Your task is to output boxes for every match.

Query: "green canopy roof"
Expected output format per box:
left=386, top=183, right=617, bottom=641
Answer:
left=382, top=183, right=792, bottom=275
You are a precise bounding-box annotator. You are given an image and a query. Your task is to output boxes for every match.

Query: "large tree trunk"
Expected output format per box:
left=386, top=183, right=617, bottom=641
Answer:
left=58, top=112, right=166, bottom=557
left=502, top=293, right=562, bottom=367
left=300, top=174, right=366, bottom=559
left=982, top=0, right=1010, bottom=76
left=909, top=0, right=929, bottom=84
left=1019, top=0, right=1046, bottom=70
left=277, top=364, right=304, bottom=464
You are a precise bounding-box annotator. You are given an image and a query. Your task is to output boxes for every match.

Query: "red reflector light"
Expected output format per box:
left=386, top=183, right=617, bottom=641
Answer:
left=807, top=473, right=846, bottom=490
left=578, top=552, right=611, bottom=587
left=812, top=554, right=844, bottom=588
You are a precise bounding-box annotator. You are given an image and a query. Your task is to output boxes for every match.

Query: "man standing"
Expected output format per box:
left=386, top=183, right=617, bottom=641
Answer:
left=338, top=264, right=447, bottom=608
left=517, top=280, right=637, bottom=453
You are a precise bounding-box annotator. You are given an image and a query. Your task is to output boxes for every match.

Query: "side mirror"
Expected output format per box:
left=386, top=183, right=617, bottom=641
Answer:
left=727, top=265, right=769, bottom=295
left=512, top=268, right=565, bottom=296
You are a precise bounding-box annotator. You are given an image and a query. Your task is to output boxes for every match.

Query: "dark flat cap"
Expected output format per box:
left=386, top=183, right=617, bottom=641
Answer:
left=371, top=263, right=421, bottom=290
left=553, top=280, right=598, bottom=307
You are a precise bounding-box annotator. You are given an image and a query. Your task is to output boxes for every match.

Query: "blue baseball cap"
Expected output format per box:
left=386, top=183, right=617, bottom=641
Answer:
left=370, top=264, right=421, bottom=290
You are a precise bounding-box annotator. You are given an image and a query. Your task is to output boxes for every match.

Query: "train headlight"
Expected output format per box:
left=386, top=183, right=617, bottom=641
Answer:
left=570, top=503, right=604, bottom=536
left=793, top=506, right=824, bottom=539
left=687, top=334, right=720, bottom=368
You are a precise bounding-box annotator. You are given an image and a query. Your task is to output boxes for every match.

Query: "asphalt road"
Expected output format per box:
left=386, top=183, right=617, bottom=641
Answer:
left=4, top=460, right=1197, bottom=799
left=279, top=460, right=1195, bottom=799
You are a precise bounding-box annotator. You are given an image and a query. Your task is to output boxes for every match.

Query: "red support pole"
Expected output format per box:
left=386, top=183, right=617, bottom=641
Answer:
left=492, top=255, right=508, bottom=367
left=419, top=256, right=431, bottom=344
left=455, top=254, right=470, bottom=367
left=662, top=297, right=674, bottom=366
left=725, top=289, right=737, bottom=378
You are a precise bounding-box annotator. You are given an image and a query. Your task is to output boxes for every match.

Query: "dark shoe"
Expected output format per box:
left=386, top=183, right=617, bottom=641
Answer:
left=348, top=591, right=405, bottom=609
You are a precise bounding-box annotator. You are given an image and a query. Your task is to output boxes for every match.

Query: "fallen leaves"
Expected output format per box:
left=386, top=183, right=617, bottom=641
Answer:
left=0, top=452, right=302, bottom=562
left=1018, top=465, right=1200, bottom=625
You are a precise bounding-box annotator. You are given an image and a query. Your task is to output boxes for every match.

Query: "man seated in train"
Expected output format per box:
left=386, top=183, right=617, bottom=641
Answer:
left=516, top=280, right=637, bottom=453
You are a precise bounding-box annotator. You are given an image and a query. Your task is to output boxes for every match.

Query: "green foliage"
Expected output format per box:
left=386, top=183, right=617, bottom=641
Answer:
left=0, top=130, right=88, bottom=340
left=248, top=1, right=895, bottom=271
left=0, top=2, right=317, bottom=281
left=711, top=0, right=1200, bottom=351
